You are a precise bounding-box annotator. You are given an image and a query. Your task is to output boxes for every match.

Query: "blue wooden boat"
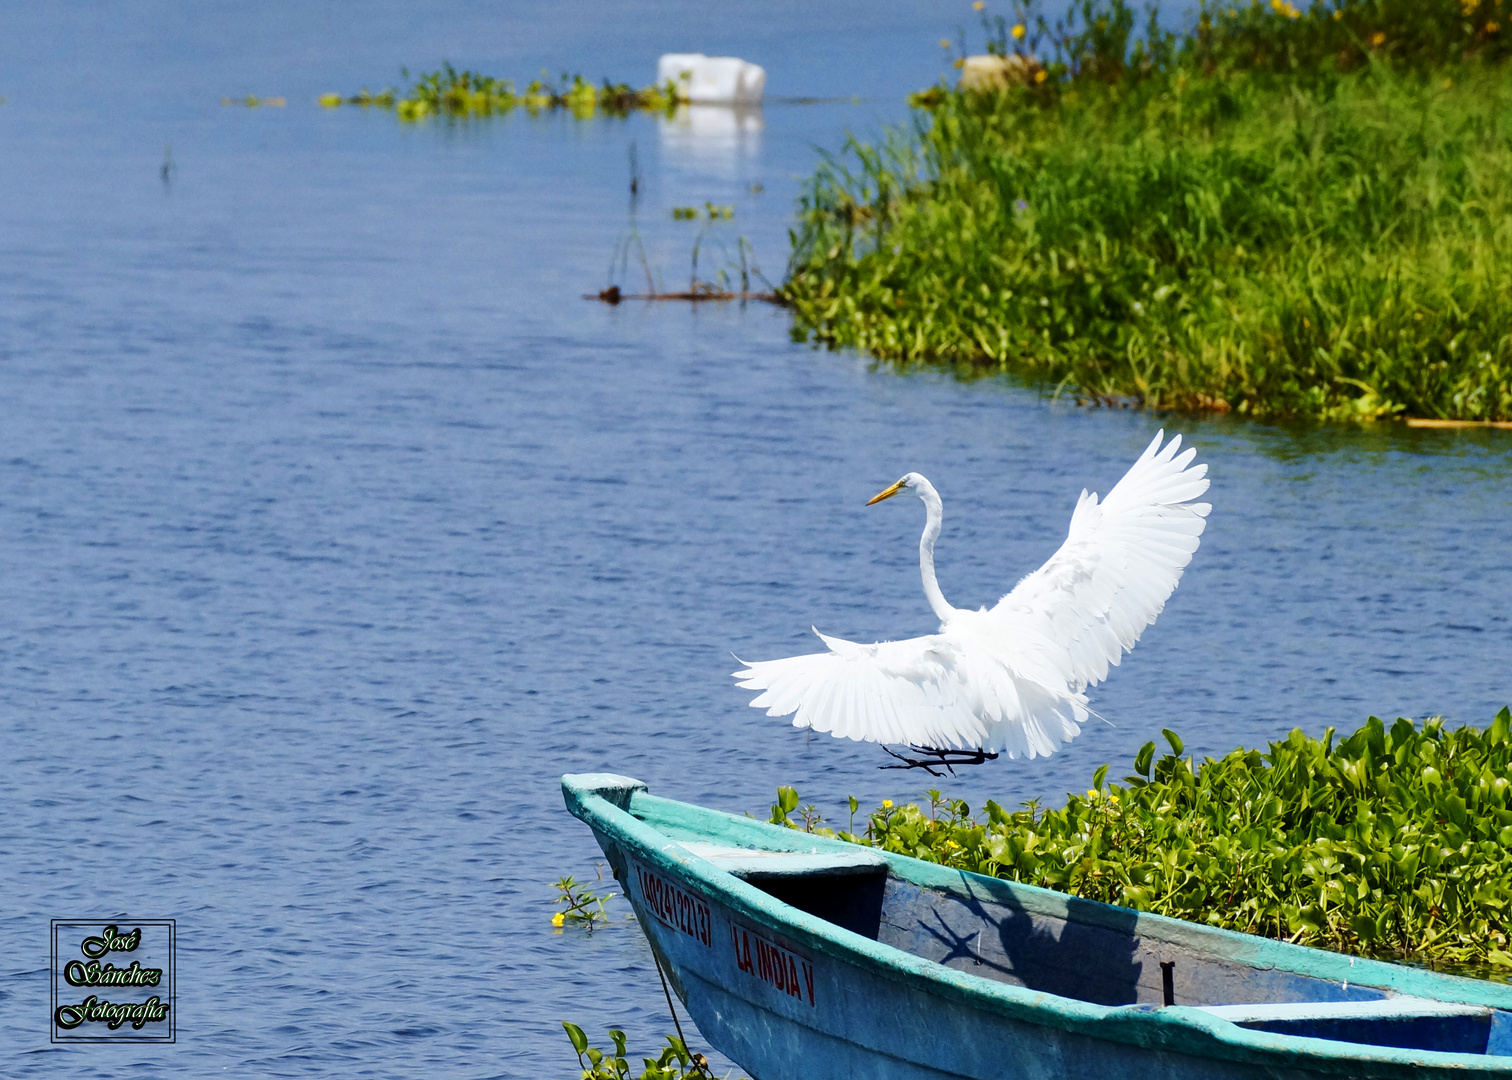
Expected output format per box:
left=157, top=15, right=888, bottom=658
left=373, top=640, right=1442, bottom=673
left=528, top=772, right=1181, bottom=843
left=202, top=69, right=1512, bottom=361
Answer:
left=563, top=773, right=1512, bottom=1079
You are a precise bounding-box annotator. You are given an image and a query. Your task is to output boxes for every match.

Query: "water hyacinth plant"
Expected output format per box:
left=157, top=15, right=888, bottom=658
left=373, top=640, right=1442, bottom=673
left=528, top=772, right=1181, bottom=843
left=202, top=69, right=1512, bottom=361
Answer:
left=770, top=710, right=1512, bottom=975
left=783, top=0, right=1512, bottom=421
left=321, top=64, right=675, bottom=120
left=561, top=1023, right=733, bottom=1080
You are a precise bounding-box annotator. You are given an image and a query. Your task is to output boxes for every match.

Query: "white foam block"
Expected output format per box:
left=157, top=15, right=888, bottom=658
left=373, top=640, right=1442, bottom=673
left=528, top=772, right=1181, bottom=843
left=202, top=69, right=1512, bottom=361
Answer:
left=657, top=53, right=766, bottom=105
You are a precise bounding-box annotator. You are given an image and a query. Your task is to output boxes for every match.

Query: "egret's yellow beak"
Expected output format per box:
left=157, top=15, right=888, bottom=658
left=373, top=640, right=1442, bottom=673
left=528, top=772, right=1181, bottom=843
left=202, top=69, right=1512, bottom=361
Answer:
left=867, top=480, right=906, bottom=506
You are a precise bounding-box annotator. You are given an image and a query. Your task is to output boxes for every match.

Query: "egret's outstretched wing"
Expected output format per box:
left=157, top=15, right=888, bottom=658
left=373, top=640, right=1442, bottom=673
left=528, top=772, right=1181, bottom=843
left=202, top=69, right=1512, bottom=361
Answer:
left=732, top=622, right=1087, bottom=759
left=988, top=430, right=1210, bottom=693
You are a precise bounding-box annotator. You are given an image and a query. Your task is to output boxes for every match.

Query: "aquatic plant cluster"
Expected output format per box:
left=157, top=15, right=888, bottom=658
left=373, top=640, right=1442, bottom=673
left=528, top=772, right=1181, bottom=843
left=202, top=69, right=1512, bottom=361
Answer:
left=783, top=0, right=1512, bottom=420
left=320, top=64, right=673, bottom=119
left=552, top=870, right=618, bottom=931
left=771, top=711, right=1512, bottom=972
left=561, top=1023, right=726, bottom=1080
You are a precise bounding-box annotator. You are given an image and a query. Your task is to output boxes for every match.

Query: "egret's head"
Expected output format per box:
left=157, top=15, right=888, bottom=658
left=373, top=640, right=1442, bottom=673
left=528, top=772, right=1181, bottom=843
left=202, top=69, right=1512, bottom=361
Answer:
left=867, top=472, right=927, bottom=506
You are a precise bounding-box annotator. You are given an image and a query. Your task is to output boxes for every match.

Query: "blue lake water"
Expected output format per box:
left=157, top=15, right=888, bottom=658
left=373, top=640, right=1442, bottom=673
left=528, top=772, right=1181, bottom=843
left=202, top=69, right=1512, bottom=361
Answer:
left=2, top=2, right=1510, bottom=1076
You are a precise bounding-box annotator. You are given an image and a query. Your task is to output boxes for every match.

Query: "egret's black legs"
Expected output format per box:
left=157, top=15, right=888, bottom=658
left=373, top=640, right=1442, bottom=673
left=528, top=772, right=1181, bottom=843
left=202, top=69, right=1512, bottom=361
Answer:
left=880, top=745, right=999, bottom=776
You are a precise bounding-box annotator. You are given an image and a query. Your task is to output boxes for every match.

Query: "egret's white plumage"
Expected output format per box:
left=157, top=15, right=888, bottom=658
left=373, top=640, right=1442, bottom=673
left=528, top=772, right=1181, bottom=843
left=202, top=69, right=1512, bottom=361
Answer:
left=733, top=431, right=1210, bottom=760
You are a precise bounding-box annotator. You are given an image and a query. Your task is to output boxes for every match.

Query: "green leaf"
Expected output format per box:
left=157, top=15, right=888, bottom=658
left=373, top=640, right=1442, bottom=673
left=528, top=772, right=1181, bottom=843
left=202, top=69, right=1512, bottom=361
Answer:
left=1134, top=740, right=1156, bottom=778
left=1092, top=764, right=1109, bottom=792
left=778, top=786, right=799, bottom=814
left=1491, top=708, right=1511, bottom=747
left=563, top=1021, right=589, bottom=1055
left=1162, top=729, right=1184, bottom=757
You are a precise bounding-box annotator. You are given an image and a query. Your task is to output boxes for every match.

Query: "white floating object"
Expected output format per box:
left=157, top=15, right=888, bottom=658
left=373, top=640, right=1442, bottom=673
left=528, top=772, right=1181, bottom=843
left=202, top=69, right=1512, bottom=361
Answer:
left=959, top=53, right=1041, bottom=91
left=657, top=53, right=766, bottom=105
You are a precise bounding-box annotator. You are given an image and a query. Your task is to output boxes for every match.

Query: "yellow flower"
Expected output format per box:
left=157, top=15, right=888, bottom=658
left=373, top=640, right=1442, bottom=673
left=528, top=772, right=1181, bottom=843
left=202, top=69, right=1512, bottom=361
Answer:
left=1333, top=9, right=1343, bottom=18
left=940, top=38, right=952, bottom=48
left=973, top=1, right=985, bottom=9
left=551, top=912, right=565, bottom=927
left=1370, top=30, right=1386, bottom=46
left=1034, top=69, right=1048, bottom=83
left=1012, top=22, right=1026, bottom=38
left=1488, top=21, right=1501, bottom=33
left=882, top=799, right=894, bottom=809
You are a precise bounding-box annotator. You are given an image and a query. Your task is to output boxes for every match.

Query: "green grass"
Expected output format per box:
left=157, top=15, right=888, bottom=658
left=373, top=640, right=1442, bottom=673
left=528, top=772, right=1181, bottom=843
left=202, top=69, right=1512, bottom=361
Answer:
left=769, top=709, right=1512, bottom=974
left=783, top=3, right=1512, bottom=421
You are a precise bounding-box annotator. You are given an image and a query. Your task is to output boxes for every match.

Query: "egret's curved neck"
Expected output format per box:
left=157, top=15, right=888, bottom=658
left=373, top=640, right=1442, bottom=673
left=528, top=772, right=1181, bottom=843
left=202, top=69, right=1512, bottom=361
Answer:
left=913, top=479, right=954, bottom=624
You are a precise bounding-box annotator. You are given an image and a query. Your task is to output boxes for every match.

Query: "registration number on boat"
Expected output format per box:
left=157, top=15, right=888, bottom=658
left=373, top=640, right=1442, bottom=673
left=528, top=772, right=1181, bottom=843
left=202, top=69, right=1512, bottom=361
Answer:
left=632, top=861, right=713, bottom=947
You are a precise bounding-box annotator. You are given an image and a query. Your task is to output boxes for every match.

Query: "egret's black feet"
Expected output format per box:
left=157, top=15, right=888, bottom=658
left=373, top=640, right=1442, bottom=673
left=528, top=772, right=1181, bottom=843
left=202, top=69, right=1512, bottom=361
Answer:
left=880, top=745, right=999, bottom=776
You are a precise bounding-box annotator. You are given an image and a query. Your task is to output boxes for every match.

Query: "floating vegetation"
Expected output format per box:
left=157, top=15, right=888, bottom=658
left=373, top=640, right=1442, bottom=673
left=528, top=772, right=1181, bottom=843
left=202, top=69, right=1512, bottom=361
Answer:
left=220, top=95, right=285, bottom=107
left=552, top=866, right=619, bottom=932
left=321, top=63, right=674, bottom=120
left=769, top=710, right=1512, bottom=974
left=318, top=89, right=394, bottom=108
left=671, top=204, right=734, bottom=221
left=783, top=0, right=1512, bottom=422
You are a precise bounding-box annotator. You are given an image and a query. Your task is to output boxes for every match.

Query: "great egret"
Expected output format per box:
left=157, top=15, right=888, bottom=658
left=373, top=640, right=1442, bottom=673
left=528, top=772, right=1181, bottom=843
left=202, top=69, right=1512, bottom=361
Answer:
left=733, top=431, right=1210, bottom=771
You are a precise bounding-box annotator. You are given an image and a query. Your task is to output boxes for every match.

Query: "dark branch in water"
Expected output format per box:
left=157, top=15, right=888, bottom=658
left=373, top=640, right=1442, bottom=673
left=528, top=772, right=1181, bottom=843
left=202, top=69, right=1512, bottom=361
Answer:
left=587, top=286, right=784, bottom=306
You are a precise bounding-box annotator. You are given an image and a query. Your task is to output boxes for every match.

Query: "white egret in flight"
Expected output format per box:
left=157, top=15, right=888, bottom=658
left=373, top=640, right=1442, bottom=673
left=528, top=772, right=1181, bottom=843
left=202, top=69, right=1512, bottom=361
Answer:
left=733, top=431, right=1210, bottom=772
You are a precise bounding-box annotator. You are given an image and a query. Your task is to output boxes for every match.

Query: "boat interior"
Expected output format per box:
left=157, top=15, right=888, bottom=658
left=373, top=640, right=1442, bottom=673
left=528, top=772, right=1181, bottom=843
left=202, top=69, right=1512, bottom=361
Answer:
left=652, top=812, right=1512, bottom=1059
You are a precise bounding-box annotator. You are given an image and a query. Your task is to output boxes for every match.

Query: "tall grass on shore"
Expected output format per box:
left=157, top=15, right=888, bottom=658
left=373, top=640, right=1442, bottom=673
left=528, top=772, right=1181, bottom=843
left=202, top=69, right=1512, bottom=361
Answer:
left=784, top=5, right=1512, bottom=420
left=980, top=0, right=1512, bottom=84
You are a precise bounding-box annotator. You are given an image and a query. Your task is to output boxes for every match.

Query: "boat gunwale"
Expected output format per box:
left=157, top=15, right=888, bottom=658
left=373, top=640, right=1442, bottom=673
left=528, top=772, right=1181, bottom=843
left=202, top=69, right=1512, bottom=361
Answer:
left=564, top=773, right=1512, bottom=1076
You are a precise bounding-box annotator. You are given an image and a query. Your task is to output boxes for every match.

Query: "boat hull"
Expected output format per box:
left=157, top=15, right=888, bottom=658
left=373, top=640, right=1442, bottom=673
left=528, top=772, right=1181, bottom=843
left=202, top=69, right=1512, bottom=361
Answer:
left=564, top=774, right=1512, bottom=1080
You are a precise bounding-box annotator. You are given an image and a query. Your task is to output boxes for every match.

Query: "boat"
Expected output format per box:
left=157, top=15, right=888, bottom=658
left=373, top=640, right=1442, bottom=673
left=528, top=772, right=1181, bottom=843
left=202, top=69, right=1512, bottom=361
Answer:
left=563, top=772, right=1512, bottom=1079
